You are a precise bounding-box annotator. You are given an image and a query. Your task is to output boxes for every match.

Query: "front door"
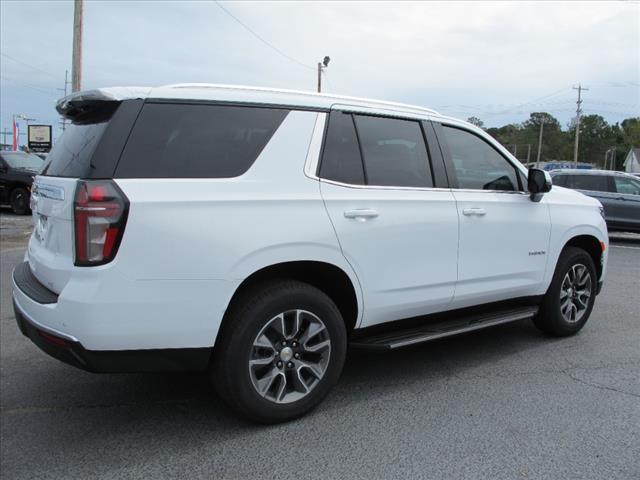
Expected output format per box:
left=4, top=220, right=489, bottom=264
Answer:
left=435, top=123, right=552, bottom=308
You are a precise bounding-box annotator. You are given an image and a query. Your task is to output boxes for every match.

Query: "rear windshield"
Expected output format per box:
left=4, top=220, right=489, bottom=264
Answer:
left=1, top=152, right=44, bottom=171
left=115, top=103, right=289, bottom=178
left=43, top=121, right=110, bottom=177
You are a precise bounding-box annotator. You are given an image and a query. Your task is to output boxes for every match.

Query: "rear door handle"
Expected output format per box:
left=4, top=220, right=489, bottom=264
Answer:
left=462, top=207, right=487, bottom=216
left=344, top=209, right=379, bottom=221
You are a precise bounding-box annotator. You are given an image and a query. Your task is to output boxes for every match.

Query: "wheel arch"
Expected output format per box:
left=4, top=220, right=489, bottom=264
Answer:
left=562, top=234, right=604, bottom=280
left=219, top=260, right=363, bottom=344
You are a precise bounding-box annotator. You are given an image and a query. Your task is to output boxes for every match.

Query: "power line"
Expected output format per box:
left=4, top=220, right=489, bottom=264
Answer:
left=0, top=75, right=58, bottom=96
left=1, top=52, right=60, bottom=80
left=213, top=1, right=315, bottom=71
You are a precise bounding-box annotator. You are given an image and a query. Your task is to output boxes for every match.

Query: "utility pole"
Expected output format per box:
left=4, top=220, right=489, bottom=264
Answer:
left=535, top=117, right=545, bottom=168
left=1, top=129, right=10, bottom=148
left=72, top=0, right=83, bottom=92
left=572, top=84, right=588, bottom=167
left=526, top=144, right=531, bottom=165
left=317, top=56, right=330, bottom=93
left=58, top=69, right=71, bottom=131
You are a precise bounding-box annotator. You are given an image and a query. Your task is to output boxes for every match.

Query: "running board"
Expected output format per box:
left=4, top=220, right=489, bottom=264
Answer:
left=350, top=306, right=539, bottom=351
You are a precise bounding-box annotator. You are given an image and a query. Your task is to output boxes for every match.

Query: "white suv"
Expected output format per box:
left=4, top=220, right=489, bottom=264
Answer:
left=13, top=84, right=608, bottom=423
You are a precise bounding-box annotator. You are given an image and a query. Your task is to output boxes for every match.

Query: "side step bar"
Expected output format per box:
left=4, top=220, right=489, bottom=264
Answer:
left=350, top=306, right=539, bottom=351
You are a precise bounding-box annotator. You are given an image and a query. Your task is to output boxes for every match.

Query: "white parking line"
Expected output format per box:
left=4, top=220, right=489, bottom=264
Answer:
left=610, top=245, right=640, bottom=250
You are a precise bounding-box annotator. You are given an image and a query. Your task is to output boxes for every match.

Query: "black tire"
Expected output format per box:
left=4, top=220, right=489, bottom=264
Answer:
left=533, top=246, right=597, bottom=336
left=212, top=280, right=347, bottom=423
left=10, top=187, right=30, bottom=215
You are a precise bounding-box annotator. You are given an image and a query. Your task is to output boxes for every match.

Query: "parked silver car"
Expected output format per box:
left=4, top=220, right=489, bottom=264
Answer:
left=551, top=169, right=640, bottom=233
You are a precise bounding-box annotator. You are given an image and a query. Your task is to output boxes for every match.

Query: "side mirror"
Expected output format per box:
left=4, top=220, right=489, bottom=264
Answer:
left=528, top=168, right=552, bottom=202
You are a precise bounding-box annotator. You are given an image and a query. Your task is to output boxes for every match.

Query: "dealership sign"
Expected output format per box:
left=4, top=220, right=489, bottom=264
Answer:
left=28, top=125, right=52, bottom=152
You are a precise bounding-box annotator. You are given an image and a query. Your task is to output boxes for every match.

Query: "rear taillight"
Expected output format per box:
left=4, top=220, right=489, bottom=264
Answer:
left=74, top=180, right=129, bottom=266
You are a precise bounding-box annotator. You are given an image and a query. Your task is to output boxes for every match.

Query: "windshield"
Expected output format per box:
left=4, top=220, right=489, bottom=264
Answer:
left=1, top=151, right=45, bottom=171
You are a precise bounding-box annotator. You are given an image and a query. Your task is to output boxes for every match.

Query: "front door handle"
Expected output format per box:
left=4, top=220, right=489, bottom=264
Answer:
left=462, top=207, right=487, bottom=216
left=344, top=209, right=379, bottom=221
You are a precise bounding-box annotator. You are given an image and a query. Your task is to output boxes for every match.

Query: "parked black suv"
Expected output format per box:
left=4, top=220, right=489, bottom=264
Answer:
left=0, top=151, right=44, bottom=214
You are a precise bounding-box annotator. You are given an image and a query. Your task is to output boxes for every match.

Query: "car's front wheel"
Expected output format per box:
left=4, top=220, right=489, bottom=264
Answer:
left=533, top=246, right=597, bottom=336
left=212, top=280, right=347, bottom=423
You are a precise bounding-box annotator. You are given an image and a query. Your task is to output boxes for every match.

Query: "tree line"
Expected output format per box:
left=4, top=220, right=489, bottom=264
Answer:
left=467, top=113, right=640, bottom=169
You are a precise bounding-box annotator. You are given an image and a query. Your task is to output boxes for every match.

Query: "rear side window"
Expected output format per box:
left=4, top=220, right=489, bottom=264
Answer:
left=44, top=122, right=110, bottom=177
left=116, top=103, right=289, bottom=178
left=571, top=175, right=611, bottom=192
left=354, top=115, right=433, bottom=188
left=319, top=111, right=365, bottom=185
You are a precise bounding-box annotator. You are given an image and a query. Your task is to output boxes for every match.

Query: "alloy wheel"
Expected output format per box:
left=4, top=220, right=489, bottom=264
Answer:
left=248, top=309, right=331, bottom=404
left=559, top=263, right=592, bottom=323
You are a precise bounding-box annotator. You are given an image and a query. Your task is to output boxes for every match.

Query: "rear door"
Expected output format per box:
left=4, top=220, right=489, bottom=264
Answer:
left=319, top=110, right=458, bottom=327
left=434, top=123, right=551, bottom=308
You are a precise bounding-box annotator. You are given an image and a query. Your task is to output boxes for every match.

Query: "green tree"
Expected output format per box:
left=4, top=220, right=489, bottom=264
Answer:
left=467, top=116, right=485, bottom=129
left=574, top=115, right=617, bottom=166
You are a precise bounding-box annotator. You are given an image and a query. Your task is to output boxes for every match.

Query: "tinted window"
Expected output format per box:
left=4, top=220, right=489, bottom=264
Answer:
left=614, top=176, right=640, bottom=195
left=319, top=112, right=364, bottom=185
left=571, top=175, right=611, bottom=192
left=1, top=152, right=44, bottom=171
left=552, top=174, right=569, bottom=187
left=442, top=126, right=520, bottom=191
left=116, top=104, right=288, bottom=178
left=354, top=115, right=433, bottom=187
left=45, top=122, right=110, bottom=177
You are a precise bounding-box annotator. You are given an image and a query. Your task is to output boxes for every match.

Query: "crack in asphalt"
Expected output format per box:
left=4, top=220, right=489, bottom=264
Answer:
left=563, top=371, right=640, bottom=399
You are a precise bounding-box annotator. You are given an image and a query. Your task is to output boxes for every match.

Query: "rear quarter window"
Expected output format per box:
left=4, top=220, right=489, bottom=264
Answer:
left=115, top=103, right=289, bottom=178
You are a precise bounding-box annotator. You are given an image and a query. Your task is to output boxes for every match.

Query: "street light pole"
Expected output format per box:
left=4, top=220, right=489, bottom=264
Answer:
left=317, top=56, right=330, bottom=93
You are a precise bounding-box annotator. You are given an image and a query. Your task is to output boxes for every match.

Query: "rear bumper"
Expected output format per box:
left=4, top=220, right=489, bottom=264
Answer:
left=13, top=295, right=211, bottom=373
left=12, top=263, right=215, bottom=373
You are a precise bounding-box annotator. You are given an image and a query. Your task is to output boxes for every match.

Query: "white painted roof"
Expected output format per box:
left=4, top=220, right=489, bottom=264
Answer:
left=59, top=83, right=442, bottom=119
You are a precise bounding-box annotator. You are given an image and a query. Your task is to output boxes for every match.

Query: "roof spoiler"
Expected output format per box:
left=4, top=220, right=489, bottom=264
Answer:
left=56, top=87, right=150, bottom=123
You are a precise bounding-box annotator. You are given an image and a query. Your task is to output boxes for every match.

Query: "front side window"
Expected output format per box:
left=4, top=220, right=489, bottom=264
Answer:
left=354, top=115, right=433, bottom=188
left=614, top=176, right=640, bottom=195
left=441, top=125, right=520, bottom=191
left=571, top=175, right=611, bottom=192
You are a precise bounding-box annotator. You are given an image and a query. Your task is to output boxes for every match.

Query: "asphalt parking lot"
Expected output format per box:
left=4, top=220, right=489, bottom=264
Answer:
left=1, top=211, right=639, bottom=480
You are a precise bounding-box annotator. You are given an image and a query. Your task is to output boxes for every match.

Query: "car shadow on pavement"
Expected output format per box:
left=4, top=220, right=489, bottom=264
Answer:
left=2, top=318, right=554, bottom=431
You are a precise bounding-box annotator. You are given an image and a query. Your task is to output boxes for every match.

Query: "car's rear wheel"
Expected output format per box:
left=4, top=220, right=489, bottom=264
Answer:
left=212, top=280, right=347, bottom=423
left=533, top=246, right=597, bottom=336
left=10, top=187, right=30, bottom=215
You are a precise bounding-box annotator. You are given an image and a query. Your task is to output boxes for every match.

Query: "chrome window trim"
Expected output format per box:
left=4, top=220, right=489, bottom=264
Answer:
left=319, top=177, right=453, bottom=193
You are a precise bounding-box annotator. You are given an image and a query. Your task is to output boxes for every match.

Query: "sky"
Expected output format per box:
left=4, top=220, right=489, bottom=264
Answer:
left=1, top=0, right=638, bottom=144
